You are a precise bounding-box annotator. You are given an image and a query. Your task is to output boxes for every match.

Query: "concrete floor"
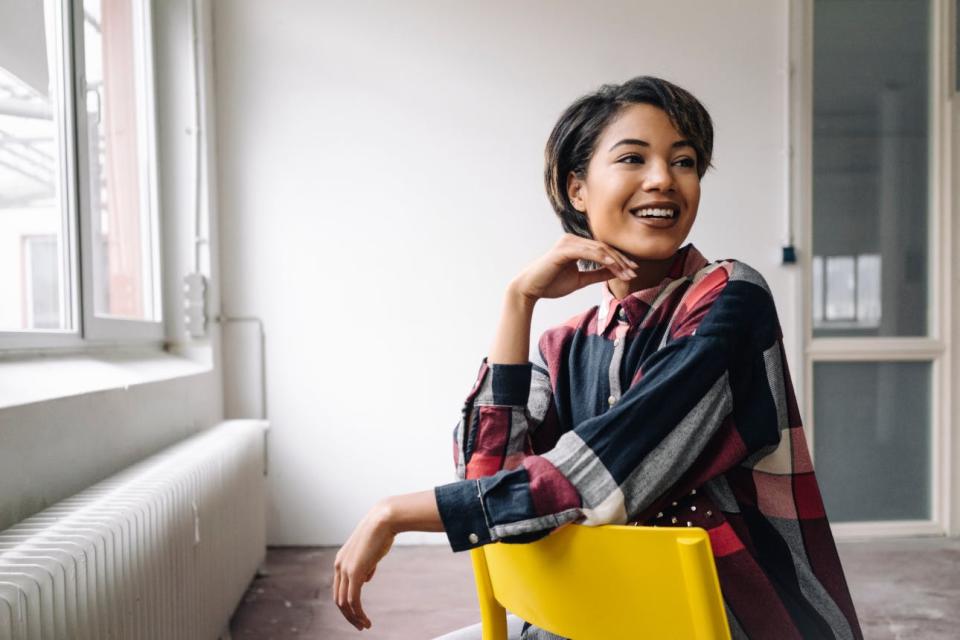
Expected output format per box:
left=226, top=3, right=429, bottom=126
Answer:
left=229, top=535, right=960, bottom=639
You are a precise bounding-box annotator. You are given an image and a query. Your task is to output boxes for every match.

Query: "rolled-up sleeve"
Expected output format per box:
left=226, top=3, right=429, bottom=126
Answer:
left=451, top=352, right=557, bottom=481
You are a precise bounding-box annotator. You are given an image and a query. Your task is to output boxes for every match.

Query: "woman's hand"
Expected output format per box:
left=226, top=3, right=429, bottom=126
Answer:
left=333, top=500, right=396, bottom=631
left=511, top=233, right=640, bottom=302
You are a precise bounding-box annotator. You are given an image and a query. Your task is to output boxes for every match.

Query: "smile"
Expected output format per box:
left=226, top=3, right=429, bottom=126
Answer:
left=629, top=207, right=679, bottom=228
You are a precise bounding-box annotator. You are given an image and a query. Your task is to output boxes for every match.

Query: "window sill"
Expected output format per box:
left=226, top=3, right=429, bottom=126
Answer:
left=0, top=344, right=214, bottom=410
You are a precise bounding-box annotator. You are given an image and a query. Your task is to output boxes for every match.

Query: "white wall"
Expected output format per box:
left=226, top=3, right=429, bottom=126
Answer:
left=212, top=0, right=801, bottom=545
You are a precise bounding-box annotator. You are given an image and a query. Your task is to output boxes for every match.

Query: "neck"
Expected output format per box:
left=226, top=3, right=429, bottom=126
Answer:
left=606, top=251, right=678, bottom=299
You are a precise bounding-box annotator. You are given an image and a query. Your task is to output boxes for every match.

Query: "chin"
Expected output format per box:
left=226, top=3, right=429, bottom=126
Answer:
left=614, top=234, right=686, bottom=261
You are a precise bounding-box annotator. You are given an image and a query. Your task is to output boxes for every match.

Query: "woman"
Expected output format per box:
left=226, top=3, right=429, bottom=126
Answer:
left=333, top=76, right=864, bottom=640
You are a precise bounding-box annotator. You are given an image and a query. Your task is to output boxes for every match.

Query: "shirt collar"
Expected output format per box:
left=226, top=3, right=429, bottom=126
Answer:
left=595, top=242, right=709, bottom=336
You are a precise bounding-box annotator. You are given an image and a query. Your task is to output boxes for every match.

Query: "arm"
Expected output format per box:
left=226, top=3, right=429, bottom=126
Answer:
left=452, top=237, right=635, bottom=479
left=451, top=286, right=544, bottom=480
left=489, top=282, right=537, bottom=364
left=334, top=235, right=638, bottom=630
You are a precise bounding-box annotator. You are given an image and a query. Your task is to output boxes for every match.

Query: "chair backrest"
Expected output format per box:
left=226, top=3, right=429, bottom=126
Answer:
left=469, top=523, right=732, bottom=640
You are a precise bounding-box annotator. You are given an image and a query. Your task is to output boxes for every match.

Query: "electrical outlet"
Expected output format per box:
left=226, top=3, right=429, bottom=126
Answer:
left=183, top=272, right=207, bottom=338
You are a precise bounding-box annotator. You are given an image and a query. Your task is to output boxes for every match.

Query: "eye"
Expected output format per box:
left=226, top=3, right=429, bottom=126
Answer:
left=618, top=154, right=697, bottom=168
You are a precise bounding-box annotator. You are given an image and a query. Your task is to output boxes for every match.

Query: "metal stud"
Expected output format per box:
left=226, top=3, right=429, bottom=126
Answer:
left=706, top=510, right=713, bottom=517
left=671, top=516, right=677, bottom=524
left=690, top=505, right=696, bottom=512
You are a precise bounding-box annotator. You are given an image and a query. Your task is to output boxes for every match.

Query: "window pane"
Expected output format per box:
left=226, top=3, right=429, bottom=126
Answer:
left=813, top=361, right=931, bottom=522
left=82, top=0, right=158, bottom=321
left=812, top=0, right=929, bottom=337
left=0, top=1, right=69, bottom=331
left=23, top=234, right=60, bottom=329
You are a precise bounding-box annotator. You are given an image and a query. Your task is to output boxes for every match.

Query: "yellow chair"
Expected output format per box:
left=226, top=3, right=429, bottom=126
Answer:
left=469, top=523, right=732, bottom=640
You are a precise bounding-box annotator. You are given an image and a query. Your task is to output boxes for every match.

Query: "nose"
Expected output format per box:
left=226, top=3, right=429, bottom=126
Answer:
left=642, top=157, right=676, bottom=192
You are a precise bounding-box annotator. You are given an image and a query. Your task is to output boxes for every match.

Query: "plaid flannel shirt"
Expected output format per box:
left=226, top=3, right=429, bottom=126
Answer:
left=434, top=242, right=864, bottom=640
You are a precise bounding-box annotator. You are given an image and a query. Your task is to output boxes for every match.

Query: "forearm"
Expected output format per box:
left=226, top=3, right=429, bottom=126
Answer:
left=381, top=489, right=445, bottom=534
left=488, top=283, right=536, bottom=365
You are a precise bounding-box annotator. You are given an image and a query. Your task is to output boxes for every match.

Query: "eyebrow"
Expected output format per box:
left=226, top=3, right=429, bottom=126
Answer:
left=608, top=138, right=695, bottom=152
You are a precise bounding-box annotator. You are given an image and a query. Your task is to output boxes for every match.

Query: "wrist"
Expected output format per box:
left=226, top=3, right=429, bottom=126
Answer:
left=374, top=497, right=399, bottom=534
left=506, top=280, right=538, bottom=310
left=373, top=490, right=445, bottom=534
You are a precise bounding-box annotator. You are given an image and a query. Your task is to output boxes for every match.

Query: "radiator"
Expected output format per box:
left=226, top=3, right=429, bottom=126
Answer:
left=0, top=419, right=268, bottom=640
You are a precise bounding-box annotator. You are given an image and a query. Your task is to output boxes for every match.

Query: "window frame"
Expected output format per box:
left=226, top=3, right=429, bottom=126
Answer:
left=0, top=0, right=165, bottom=352
left=73, top=0, right=164, bottom=342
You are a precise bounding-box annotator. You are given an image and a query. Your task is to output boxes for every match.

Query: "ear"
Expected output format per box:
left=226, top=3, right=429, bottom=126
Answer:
left=566, top=171, right=587, bottom=213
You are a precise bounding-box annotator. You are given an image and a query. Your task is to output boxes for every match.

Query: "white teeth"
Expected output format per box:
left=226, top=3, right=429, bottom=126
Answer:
left=634, top=207, right=676, bottom=218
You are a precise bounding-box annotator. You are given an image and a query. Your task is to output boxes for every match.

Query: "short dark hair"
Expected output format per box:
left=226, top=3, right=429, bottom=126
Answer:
left=543, top=76, right=715, bottom=243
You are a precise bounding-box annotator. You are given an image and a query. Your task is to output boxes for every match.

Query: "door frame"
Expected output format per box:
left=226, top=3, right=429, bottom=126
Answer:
left=792, top=0, right=956, bottom=539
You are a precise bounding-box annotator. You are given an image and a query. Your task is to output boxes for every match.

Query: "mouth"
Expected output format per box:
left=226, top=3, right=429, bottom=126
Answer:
left=629, top=205, right=680, bottom=228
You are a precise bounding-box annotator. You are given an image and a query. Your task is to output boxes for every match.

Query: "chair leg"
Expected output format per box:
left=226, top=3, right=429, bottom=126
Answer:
left=470, top=548, right=509, bottom=640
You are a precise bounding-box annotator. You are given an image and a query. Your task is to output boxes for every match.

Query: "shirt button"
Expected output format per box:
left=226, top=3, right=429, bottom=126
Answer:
left=617, top=309, right=627, bottom=321
left=608, top=395, right=617, bottom=405
left=468, top=533, right=479, bottom=544
left=613, top=338, right=621, bottom=347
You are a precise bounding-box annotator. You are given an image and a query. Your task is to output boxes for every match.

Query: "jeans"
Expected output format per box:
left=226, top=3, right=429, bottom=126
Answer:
left=431, top=614, right=526, bottom=639
left=431, top=614, right=568, bottom=640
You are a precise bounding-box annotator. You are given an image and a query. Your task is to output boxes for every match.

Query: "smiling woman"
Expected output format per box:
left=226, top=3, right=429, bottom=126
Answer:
left=333, top=76, right=864, bottom=640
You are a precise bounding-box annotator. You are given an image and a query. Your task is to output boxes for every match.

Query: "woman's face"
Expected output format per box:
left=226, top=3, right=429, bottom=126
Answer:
left=567, top=102, right=700, bottom=261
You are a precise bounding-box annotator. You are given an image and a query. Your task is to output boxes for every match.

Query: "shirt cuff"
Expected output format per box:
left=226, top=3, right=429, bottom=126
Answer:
left=434, top=478, right=491, bottom=552
left=480, top=357, right=532, bottom=406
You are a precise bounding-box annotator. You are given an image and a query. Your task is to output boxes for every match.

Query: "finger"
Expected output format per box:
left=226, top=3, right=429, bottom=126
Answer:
left=338, top=571, right=359, bottom=630
left=607, top=245, right=640, bottom=269
left=332, top=566, right=340, bottom=605
left=600, top=244, right=638, bottom=278
left=564, top=241, right=629, bottom=279
left=577, top=266, right=616, bottom=288
left=587, top=241, right=635, bottom=280
left=348, top=574, right=371, bottom=628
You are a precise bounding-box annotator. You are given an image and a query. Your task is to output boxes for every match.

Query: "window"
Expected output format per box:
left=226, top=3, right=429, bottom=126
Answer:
left=811, top=252, right=882, bottom=330
left=0, top=0, right=162, bottom=349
